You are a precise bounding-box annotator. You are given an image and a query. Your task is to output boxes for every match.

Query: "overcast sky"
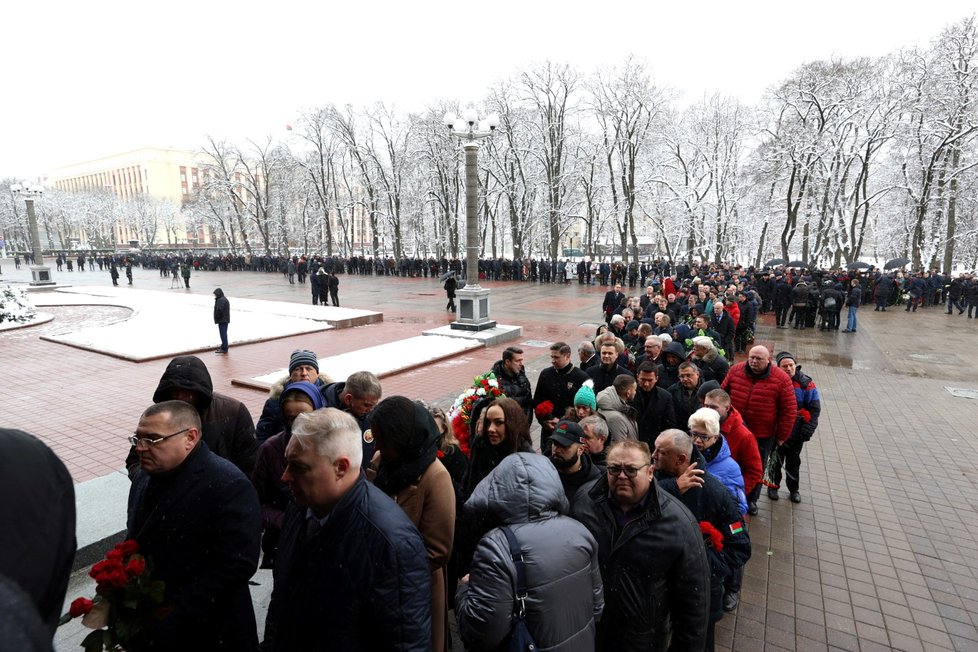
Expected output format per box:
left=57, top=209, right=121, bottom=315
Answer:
left=1, top=1, right=973, bottom=180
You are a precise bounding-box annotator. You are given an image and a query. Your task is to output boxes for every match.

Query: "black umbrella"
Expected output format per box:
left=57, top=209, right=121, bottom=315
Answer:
left=786, top=260, right=807, bottom=268
left=884, top=257, right=911, bottom=270
left=764, top=258, right=786, bottom=267
left=439, top=270, right=456, bottom=282
left=846, top=261, right=870, bottom=270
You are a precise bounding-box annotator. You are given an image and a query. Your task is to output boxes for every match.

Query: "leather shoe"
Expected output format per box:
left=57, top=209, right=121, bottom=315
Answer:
left=723, top=591, right=740, bottom=612
left=767, top=487, right=779, bottom=501
left=747, top=501, right=758, bottom=515
left=790, top=491, right=802, bottom=503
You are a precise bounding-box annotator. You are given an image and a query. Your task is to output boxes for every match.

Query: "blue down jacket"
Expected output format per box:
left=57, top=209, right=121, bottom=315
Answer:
left=456, top=453, right=604, bottom=651
left=703, top=436, right=748, bottom=516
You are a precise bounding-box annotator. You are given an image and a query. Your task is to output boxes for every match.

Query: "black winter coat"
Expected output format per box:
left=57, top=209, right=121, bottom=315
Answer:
left=656, top=454, right=751, bottom=623
left=491, top=360, right=533, bottom=419
left=126, top=443, right=261, bottom=651
left=264, top=474, right=431, bottom=652
left=586, top=363, right=633, bottom=395
left=532, top=363, right=589, bottom=428
left=127, top=356, right=257, bottom=477
left=213, top=289, right=230, bottom=324
left=631, top=386, right=676, bottom=445
left=572, top=476, right=710, bottom=651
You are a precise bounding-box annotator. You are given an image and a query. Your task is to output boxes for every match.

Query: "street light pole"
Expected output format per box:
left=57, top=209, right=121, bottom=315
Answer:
left=444, top=108, right=499, bottom=331
left=10, top=181, right=55, bottom=286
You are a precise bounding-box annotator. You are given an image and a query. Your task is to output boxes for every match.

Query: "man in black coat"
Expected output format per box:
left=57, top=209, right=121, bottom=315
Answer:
left=586, top=340, right=633, bottom=394
left=127, top=401, right=261, bottom=651
left=602, top=283, right=625, bottom=324
left=264, top=409, right=431, bottom=651
left=213, top=288, right=230, bottom=353
left=490, top=346, right=533, bottom=423
left=709, top=301, right=735, bottom=361
left=631, top=361, right=676, bottom=445
left=327, top=271, right=340, bottom=306
left=572, top=439, right=710, bottom=651
left=772, top=275, right=792, bottom=328
left=533, top=342, right=589, bottom=453
left=669, top=361, right=704, bottom=428
left=126, top=355, right=257, bottom=478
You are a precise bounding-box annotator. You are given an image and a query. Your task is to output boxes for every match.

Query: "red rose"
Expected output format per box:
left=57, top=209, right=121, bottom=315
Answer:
left=105, top=549, right=124, bottom=561
left=115, top=540, right=139, bottom=556
left=534, top=401, right=555, bottom=419
left=125, top=557, right=146, bottom=577
left=68, top=597, right=94, bottom=618
left=101, top=570, right=129, bottom=589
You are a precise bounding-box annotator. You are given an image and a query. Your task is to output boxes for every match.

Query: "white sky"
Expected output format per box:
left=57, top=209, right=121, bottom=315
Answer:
left=1, top=0, right=974, bottom=179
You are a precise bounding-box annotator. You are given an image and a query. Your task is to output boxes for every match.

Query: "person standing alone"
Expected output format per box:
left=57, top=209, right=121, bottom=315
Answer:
left=843, top=278, right=862, bottom=333
left=214, top=288, right=230, bottom=354
left=444, top=274, right=457, bottom=312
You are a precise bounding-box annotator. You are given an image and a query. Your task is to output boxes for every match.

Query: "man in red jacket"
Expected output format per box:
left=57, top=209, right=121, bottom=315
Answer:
left=720, top=345, right=796, bottom=515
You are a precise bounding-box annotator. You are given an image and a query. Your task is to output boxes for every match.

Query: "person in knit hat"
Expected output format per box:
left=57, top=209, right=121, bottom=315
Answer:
left=255, top=349, right=333, bottom=443
left=769, top=352, right=821, bottom=504
left=572, top=380, right=597, bottom=420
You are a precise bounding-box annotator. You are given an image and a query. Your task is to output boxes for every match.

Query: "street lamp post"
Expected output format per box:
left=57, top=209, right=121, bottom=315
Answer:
left=444, top=108, right=499, bottom=331
left=10, top=181, right=55, bottom=286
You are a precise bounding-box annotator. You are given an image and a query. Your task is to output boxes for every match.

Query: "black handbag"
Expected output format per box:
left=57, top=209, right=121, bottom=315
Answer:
left=500, top=526, right=537, bottom=652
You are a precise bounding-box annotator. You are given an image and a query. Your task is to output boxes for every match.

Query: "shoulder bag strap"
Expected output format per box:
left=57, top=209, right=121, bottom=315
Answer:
left=500, top=526, right=528, bottom=618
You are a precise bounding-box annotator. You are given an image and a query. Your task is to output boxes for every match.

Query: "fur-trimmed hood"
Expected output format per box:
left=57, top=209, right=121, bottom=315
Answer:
left=267, top=373, right=333, bottom=399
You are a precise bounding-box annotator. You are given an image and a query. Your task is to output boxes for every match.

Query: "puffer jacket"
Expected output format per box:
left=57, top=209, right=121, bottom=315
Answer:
left=791, top=282, right=810, bottom=307
left=721, top=362, right=797, bottom=443
left=456, top=454, right=603, bottom=652
left=719, top=406, right=763, bottom=495
left=490, top=360, right=533, bottom=420
left=596, top=386, right=639, bottom=442
left=127, top=356, right=257, bottom=477
left=264, top=474, right=431, bottom=651
left=788, top=367, right=821, bottom=442
left=571, top=474, right=710, bottom=651
left=701, top=435, right=748, bottom=515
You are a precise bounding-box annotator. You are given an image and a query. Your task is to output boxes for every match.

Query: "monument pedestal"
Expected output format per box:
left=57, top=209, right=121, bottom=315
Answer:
left=451, top=285, right=496, bottom=331
left=29, top=265, right=55, bottom=286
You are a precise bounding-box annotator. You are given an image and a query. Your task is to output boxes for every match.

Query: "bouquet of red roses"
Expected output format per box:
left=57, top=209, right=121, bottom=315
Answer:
left=59, top=539, right=165, bottom=651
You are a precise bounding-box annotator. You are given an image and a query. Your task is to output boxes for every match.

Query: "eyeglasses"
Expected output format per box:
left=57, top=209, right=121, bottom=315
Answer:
left=607, top=463, right=650, bottom=478
left=689, top=431, right=716, bottom=441
left=128, top=427, right=191, bottom=449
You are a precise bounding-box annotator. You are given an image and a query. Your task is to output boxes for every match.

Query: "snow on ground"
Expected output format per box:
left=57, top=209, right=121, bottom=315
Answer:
left=35, top=287, right=337, bottom=361
left=0, top=312, right=54, bottom=331
left=242, top=335, right=482, bottom=387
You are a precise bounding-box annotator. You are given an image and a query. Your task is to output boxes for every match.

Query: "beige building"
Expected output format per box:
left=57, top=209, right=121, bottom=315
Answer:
left=47, top=147, right=210, bottom=248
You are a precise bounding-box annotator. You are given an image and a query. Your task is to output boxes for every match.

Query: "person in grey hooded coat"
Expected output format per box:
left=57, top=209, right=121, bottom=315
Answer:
left=456, top=453, right=603, bottom=651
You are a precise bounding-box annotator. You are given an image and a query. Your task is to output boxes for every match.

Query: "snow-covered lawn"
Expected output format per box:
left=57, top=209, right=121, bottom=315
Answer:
left=33, top=287, right=344, bottom=361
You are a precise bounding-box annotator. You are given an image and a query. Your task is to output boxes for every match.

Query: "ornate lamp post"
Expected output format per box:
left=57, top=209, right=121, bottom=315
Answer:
left=444, top=108, right=499, bottom=330
left=10, top=181, right=55, bottom=286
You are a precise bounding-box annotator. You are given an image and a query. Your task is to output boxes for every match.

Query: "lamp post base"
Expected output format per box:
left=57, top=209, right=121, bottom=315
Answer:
left=29, top=265, right=56, bottom=286
left=451, top=285, right=495, bottom=331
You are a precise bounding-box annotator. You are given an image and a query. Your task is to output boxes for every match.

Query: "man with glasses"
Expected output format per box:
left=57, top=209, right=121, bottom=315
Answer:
left=572, top=439, right=710, bottom=651
left=127, top=400, right=262, bottom=651
left=126, top=355, right=257, bottom=480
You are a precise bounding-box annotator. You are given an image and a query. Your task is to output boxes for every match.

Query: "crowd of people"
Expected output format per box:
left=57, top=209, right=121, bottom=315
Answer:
left=7, top=254, right=974, bottom=652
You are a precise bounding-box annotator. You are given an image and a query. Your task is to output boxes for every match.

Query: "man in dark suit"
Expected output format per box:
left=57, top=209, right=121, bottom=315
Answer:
left=127, top=401, right=261, bottom=651
left=602, top=283, right=625, bottom=324
left=710, top=301, right=735, bottom=362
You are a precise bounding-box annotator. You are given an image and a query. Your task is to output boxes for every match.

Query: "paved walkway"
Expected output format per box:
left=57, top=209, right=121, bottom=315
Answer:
left=3, top=260, right=978, bottom=651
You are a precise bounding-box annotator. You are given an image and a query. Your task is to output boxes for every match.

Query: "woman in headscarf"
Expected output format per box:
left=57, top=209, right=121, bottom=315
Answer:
left=369, top=397, right=456, bottom=652
left=250, top=381, right=325, bottom=569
